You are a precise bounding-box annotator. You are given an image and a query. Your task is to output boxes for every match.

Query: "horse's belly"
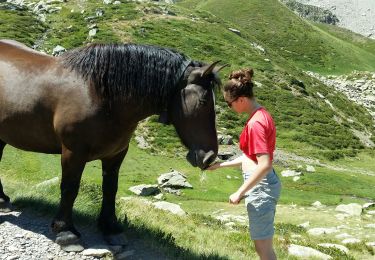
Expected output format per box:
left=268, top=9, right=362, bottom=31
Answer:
left=0, top=114, right=61, bottom=154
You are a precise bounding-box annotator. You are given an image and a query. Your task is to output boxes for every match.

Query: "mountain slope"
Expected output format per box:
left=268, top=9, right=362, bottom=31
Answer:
left=185, top=0, right=375, bottom=74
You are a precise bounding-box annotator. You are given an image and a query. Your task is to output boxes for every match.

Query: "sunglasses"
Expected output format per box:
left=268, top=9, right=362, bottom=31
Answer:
left=225, top=98, right=238, bottom=108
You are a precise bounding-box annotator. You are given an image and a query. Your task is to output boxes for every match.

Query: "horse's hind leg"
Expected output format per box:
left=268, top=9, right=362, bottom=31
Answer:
left=0, top=140, right=12, bottom=212
left=98, top=148, right=128, bottom=245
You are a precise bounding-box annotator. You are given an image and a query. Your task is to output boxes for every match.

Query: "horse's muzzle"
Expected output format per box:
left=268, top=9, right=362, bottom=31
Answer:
left=186, top=150, right=217, bottom=170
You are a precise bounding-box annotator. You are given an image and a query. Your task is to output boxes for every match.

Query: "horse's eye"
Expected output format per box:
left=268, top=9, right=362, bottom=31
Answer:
left=199, top=99, right=207, bottom=106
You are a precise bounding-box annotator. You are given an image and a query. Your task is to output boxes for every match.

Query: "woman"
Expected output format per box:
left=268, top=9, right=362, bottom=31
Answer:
left=207, top=68, right=281, bottom=260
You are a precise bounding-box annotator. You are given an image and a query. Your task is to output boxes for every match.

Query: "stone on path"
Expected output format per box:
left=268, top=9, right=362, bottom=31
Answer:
left=82, top=247, right=112, bottom=257
left=307, top=227, right=338, bottom=236
left=288, top=244, right=332, bottom=259
left=318, top=243, right=349, bottom=254
left=335, top=203, right=362, bottom=216
left=152, top=201, right=186, bottom=216
left=158, top=170, right=193, bottom=188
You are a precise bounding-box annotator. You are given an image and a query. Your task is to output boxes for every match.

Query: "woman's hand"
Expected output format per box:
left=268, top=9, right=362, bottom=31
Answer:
left=229, top=191, right=243, bottom=204
left=205, top=162, right=221, bottom=171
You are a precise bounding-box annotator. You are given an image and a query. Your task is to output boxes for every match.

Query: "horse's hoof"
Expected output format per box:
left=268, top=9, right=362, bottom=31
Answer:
left=104, top=233, right=128, bottom=246
left=0, top=198, right=12, bottom=213
left=56, top=231, right=80, bottom=245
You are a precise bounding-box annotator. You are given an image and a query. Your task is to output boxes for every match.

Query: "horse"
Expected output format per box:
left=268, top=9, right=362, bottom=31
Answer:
left=0, top=39, right=225, bottom=248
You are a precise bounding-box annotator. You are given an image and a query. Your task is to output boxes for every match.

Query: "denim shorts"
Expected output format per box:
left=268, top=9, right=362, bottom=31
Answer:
left=243, top=168, right=281, bottom=240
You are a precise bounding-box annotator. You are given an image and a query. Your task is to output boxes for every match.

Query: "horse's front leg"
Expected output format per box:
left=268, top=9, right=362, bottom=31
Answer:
left=0, top=140, right=12, bottom=212
left=98, top=148, right=128, bottom=245
left=51, top=146, right=86, bottom=248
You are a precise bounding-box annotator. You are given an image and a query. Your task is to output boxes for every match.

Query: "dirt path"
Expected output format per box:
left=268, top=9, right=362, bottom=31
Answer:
left=0, top=209, right=168, bottom=260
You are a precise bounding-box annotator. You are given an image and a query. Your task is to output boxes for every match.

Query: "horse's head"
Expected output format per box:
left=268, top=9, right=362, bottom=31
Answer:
left=165, top=61, right=226, bottom=170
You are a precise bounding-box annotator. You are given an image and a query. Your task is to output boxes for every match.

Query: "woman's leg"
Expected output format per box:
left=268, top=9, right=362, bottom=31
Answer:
left=254, top=238, right=277, bottom=260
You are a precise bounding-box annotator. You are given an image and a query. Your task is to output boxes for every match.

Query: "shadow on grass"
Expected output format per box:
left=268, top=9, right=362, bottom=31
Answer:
left=2, top=197, right=229, bottom=260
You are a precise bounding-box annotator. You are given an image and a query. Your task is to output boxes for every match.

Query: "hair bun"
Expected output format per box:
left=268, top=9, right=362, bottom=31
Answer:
left=229, top=68, right=254, bottom=84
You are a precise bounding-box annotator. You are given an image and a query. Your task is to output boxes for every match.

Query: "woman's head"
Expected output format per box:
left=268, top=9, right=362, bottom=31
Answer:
left=223, top=68, right=254, bottom=102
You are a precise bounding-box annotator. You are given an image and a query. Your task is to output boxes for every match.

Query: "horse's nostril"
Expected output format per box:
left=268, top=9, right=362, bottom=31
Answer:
left=203, top=150, right=216, bottom=168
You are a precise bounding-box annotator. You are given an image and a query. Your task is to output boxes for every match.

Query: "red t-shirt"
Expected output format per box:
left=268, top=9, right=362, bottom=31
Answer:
left=239, top=107, right=276, bottom=163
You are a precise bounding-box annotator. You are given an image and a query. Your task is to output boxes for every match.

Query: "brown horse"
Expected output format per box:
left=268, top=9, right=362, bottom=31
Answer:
left=0, top=39, right=223, bottom=247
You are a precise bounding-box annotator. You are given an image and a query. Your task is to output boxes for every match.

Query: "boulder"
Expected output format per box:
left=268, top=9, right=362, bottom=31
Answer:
left=157, top=170, right=192, bottom=189
left=288, top=244, right=332, bottom=259
left=335, top=203, right=362, bottom=216
left=306, top=165, right=316, bottom=172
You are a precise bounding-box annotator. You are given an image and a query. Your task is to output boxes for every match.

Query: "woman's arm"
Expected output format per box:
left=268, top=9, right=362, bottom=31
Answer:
left=229, top=153, right=272, bottom=204
left=206, top=154, right=244, bottom=170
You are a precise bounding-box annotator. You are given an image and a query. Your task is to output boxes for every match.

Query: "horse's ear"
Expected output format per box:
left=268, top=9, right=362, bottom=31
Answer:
left=214, top=63, right=229, bottom=73
left=158, top=111, right=170, bottom=125
left=201, top=60, right=222, bottom=77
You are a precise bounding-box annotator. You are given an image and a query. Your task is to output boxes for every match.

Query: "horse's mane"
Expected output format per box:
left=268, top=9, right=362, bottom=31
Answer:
left=61, top=43, right=193, bottom=108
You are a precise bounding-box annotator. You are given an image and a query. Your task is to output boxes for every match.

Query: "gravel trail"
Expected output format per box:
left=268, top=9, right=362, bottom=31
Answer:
left=0, top=209, right=168, bottom=260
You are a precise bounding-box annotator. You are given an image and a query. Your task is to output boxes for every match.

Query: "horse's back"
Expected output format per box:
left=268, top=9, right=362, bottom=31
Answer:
left=0, top=40, right=66, bottom=153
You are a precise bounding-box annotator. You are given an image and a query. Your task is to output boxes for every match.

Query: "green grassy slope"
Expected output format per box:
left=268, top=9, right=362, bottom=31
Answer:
left=189, top=0, right=375, bottom=74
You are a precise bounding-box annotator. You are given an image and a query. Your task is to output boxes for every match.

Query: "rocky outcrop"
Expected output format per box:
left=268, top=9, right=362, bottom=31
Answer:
left=281, top=0, right=339, bottom=25
left=296, top=0, right=375, bottom=39
left=308, top=71, right=375, bottom=117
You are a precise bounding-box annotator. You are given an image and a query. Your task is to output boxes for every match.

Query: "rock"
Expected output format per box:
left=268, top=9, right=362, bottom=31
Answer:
left=218, top=134, right=234, bottom=145
left=307, top=227, right=337, bottom=236
left=312, top=201, right=325, bottom=208
left=157, top=170, right=192, bottom=189
left=113, top=0, right=121, bottom=4
left=342, top=238, right=361, bottom=244
left=82, top=247, right=111, bottom=257
left=288, top=244, right=332, bottom=259
left=335, top=203, right=362, bottom=216
left=306, top=165, right=315, bottom=172
left=298, top=221, right=309, bottom=228
left=135, top=135, right=149, bottom=149
left=88, top=28, right=97, bottom=37
left=367, top=210, right=375, bottom=215
left=281, top=169, right=302, bottom=177
left=128, top=184, right=160, bottom=196
left=103, top=0, right=112, bottom=4
left=318, top=243, right=349, bottom=254
left=293, top=176, right=300, bottom=182
left=228, top=28, right=241, bottom=35
left=152, top=201, right=186, bottom=216
left=153, top=193, right=164, bottom=200
left=226, top=175, right=232, bottom=179
left=52, top=45, right=66, bottom=56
